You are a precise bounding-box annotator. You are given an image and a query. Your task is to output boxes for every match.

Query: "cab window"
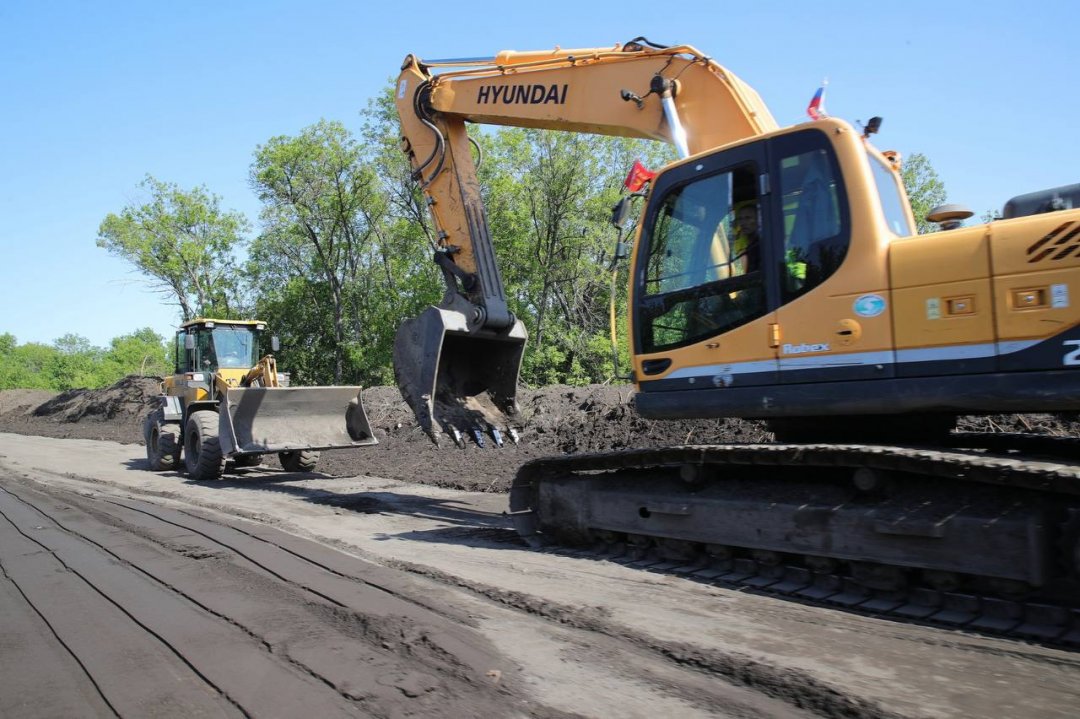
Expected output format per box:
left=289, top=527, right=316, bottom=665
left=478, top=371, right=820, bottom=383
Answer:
left=174, top=333, right=186, bottom=372
left=774, top=134, right=849, bottom=302
left=196, top=330, right=216, bottom=370
left=212, top=327, right=256, bottom=368
left=866, top=151, right=914, bottom=236
left=638, top=163, right=766, bottom=353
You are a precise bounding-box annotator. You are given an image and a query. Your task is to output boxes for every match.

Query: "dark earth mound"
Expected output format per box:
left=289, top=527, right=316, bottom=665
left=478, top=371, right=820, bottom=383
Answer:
left=1, top=376, right=1076, bottom=493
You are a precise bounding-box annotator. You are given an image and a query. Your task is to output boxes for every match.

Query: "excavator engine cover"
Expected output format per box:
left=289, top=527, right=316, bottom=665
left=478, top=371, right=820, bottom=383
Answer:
left=218, top=386, right=378, bottom=455
left=393, top=305, right=527, bottom=444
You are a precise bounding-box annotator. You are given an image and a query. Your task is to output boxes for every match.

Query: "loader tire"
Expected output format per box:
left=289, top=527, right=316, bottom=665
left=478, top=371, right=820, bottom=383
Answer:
left=144, top=414, right=180, bottom=472
left=279, top=450, right=320, bottom=473
left=184, top=411, right=226, bottom=481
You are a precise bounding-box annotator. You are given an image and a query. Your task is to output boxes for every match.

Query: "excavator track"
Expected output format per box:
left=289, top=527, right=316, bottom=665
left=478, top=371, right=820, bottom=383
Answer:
left=508, top=441, right=1080, bottom=647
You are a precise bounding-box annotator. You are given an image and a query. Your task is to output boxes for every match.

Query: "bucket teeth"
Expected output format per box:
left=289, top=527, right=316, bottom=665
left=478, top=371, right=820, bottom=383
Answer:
left=507, top=427, right=520, bottom=444
left=490, top=426, right=504, bottom=447
left=391, top=305, right=527, bottom=448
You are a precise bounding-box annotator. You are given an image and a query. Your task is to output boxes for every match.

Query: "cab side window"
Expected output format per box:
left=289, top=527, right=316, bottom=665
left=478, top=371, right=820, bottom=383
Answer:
left=196, top=331, right=216, bottom=371
left=775, top=138, right=848, bottom=302
left=175, top=333, right=188, bottom=373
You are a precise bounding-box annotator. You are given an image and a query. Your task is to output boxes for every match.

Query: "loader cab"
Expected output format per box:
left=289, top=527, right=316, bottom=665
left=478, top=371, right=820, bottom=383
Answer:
left=175, top=320, right=265, bottom=374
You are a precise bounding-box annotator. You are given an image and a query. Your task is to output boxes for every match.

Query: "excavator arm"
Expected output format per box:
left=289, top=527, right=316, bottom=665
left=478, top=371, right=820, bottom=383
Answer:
left=393, top=38, right=777, bottom=443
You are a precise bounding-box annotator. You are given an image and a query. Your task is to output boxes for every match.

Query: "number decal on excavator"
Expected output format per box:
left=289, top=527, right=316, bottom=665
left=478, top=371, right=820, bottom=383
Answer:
left=1064, top=340, right=1080, bottom=366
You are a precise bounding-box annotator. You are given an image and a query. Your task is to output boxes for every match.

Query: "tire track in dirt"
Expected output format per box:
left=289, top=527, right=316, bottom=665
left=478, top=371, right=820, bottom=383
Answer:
left=0, top=555, right=121, bottom=718
left=9, top=438, right=1078, bottom=718
left=381, top=558, right=907, bottom=719
left=98, top=496, right=821, bottom=718
left=0, top=480, right=538, bottom=719
left=5, top=469, right=831, bottom=718
left=0, top=487, right=249, bottom=718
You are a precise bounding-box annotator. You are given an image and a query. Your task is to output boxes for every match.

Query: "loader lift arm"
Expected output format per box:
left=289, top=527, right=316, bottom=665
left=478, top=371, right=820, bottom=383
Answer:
left=393, top=38, right=777, bottom=442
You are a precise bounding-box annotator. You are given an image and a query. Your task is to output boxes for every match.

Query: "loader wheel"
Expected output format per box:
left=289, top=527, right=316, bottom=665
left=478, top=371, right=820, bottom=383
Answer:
left=144, top=414, right=180, bottom=471
left=184, top=411, right=226, bottom=481
left=279, top=450, right=320, bottom=473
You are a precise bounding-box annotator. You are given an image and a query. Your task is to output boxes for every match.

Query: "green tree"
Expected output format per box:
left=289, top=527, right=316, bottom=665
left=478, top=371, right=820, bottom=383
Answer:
left=480, top=128, right=671, bottom=385
left=0, top=334, right=57, bottom=390
left=0, top=330, right=170, bottom=390
left=49, top=334, right=102, bottom=390
left=250, top=120, right=392, bottom=384
left=901, top=153, right=948, bottom=234
left=97, top=176, right=250, bottom=320
left=101, top=328, right=171, bottom=381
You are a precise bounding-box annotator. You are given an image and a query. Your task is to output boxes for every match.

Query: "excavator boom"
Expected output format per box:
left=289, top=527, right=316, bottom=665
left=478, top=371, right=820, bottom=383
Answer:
left=394, top=39, right=776, bottom=442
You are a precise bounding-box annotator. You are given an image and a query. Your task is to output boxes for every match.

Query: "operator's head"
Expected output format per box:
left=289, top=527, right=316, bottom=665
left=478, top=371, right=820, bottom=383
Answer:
left=735, top=202, right=758, bottom=236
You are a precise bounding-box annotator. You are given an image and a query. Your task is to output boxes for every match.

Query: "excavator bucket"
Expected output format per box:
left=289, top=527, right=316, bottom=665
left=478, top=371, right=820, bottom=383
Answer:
left=217, top=386, right=378, bottom=456
left=393, top=306, right=527, bottom=445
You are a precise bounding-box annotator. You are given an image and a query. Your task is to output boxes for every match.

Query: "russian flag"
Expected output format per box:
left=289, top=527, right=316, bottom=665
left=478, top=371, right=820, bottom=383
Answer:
left=807, top=85, right=827, bottom=120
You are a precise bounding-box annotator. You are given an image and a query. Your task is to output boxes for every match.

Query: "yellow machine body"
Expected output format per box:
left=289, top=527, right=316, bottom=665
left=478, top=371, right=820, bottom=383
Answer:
left=154, top=318, right=376, bottom=461
left=393, top=38, right=1080, bottom=438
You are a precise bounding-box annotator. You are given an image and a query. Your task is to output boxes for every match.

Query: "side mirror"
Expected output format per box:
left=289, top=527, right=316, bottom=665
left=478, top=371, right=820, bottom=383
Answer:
left=271, top=336, right=280, bottom=352
left=611, top=197, right=632, bottom=230
left=184, top=334, right=195, bottom=350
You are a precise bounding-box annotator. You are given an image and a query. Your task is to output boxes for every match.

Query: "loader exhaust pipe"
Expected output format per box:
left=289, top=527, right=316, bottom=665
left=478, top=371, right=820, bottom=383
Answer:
left=393, top=304, right=527, bottom=446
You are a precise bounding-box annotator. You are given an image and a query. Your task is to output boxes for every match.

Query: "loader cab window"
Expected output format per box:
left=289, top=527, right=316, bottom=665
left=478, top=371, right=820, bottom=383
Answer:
left=212, top=327, right=257, bottom=369
left=195, top=329, right=216, bottom=371
left=175, top=332, right=189, bottom=373
left=774, top=132, right=850, bottom=303
left=638, top=163, right=766, bottom=353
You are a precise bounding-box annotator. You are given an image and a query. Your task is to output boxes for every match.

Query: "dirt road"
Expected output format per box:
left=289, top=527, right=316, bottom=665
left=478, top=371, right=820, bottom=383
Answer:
left=2, top=433, right=1078, bottom=718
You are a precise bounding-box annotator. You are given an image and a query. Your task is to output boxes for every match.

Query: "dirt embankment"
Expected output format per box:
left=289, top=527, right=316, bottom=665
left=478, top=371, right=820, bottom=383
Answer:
left=0, top=376, right=1075, bottom=492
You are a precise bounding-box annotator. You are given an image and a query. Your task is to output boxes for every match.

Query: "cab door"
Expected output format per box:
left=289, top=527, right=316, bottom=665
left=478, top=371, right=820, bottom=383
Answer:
left=633, top=141, right=780, bottom=392
left=767, top=130, right=888, bottom=384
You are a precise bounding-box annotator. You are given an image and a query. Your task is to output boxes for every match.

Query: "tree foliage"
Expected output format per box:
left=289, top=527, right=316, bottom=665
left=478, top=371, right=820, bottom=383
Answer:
left=250, top=120, right=395, bottom=383
left=97, top=176, right=250, bottom=320
left=480, top=128, right=671, bottom=385
left=0, top=330, right=170, bottom=391
left=901, top=153, right=948, bottom=234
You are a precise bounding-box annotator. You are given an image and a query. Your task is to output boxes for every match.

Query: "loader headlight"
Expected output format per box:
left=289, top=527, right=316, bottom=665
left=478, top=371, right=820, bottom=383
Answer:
left=185, top=372, right=206, bottom=382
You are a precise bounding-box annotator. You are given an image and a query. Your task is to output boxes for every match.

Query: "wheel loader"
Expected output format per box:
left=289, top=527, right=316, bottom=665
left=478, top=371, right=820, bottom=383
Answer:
left=389, top=38, right=1080, bottom=635
left=143, top=318, right=376, bottom=481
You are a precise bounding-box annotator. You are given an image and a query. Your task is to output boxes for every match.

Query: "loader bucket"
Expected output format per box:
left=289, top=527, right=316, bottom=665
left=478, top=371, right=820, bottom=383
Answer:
left=217, top=386, right=378, bottom=456
left=393, top=305, right=527, bottom=444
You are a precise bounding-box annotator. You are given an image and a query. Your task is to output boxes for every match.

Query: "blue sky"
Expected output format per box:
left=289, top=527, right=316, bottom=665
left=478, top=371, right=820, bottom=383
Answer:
left=2, top=1, right=1077, bottom=348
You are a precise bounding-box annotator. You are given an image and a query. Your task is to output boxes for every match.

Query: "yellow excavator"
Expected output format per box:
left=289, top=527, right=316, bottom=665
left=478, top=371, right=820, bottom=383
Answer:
left=143, top=318, right=376, bottom=481
left=392, top=39, right=1080, bottom=634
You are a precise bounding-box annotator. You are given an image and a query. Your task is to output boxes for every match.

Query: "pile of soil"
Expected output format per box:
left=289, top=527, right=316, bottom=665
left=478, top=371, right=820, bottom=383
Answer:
left=0, top=376, right=1075, bottom=493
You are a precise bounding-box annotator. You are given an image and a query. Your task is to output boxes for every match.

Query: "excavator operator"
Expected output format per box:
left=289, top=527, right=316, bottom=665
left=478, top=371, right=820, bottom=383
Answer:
left=731, top=200, right=761, bottom=275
